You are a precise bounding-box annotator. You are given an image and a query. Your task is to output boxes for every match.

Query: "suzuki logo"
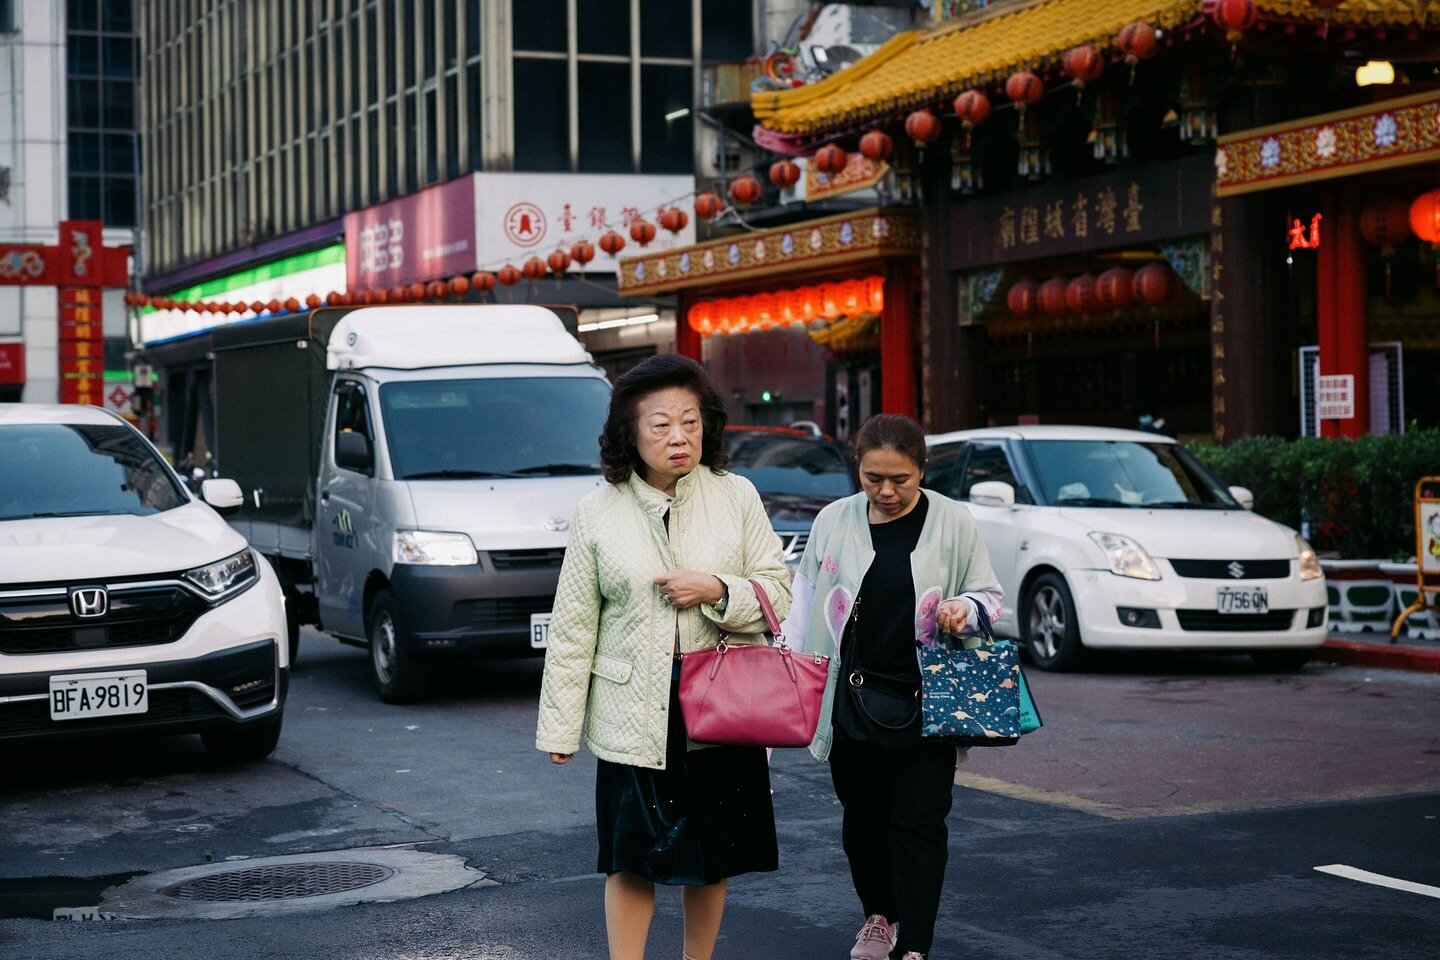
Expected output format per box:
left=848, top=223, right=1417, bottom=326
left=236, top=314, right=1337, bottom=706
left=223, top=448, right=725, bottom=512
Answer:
left=1227, top=561, right=1246, bottom=579
left=69, top=587, right=109, bottom=619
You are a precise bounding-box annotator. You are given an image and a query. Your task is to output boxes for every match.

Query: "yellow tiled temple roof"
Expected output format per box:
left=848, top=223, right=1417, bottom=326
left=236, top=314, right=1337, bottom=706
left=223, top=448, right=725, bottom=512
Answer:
left=752, top=0, right=1440, bottom=136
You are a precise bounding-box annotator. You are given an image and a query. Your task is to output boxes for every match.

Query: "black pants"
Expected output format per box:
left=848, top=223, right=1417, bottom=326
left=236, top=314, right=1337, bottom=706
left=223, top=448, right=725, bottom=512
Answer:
left=829, top=733, right=958, bottom=958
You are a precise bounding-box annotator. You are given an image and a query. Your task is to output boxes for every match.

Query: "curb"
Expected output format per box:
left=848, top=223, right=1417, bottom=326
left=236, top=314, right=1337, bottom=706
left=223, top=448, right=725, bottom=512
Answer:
left=1317, top=638, right=1440, bottom=674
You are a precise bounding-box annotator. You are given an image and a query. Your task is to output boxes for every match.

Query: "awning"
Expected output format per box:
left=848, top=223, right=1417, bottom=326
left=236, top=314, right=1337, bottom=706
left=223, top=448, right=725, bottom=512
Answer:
left=751, top=0, right=1440, bottom=139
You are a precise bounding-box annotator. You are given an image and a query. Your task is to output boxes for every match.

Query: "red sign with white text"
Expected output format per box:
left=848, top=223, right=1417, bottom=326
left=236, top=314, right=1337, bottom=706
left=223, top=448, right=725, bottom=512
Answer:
left=344, top=177, right=476, bottom=290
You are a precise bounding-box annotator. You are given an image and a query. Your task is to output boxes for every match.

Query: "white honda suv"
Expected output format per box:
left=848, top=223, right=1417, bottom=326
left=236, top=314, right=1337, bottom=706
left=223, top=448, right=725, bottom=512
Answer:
left=0, top=404, right=288, bottom=760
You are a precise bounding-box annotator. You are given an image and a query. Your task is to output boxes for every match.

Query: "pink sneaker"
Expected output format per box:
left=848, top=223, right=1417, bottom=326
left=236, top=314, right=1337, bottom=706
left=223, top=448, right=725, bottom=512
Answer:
left=850, top=914, right=896, bottom=960
left=898, top=953, right=925, bottom=960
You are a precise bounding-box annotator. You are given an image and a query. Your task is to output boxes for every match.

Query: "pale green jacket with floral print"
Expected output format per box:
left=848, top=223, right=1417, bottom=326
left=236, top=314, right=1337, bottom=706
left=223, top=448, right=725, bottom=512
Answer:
left=535, top=467, right=791, bottom=769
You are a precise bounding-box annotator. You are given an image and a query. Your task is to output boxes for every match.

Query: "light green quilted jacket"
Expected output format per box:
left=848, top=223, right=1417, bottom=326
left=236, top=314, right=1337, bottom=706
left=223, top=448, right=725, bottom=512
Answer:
left=535, top=467, right=792, bottom=769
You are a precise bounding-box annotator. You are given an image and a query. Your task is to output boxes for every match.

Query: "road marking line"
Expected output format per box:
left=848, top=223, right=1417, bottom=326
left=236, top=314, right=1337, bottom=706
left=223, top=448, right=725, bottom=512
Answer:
left=1314, top=864, right=1440, bottom=899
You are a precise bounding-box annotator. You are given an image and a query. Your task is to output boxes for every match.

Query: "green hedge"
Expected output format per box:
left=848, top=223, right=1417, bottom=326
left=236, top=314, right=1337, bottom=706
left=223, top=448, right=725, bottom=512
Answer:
left=1188, top=429, right=1440, bottom=560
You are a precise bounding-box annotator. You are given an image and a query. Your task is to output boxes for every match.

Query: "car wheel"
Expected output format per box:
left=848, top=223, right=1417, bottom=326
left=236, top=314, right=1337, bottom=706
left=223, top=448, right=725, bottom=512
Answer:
left=1023, top=572, right=1085, bottom=671
left=283, top=587, right=302, bottom=666
left=1251, top=649, right=1313, bottom=672
left=369, top=589, right=428, bottom=704
left=202, top=714, right=283, bottom=762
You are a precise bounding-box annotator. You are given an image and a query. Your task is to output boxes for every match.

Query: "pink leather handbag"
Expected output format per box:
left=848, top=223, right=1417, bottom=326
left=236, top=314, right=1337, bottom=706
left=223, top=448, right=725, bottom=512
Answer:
left=678, top=579, right=830, bottom=748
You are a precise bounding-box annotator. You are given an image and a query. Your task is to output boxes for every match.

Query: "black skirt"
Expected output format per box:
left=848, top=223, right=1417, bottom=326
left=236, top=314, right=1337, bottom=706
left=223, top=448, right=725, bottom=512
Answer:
left=595, top=662, right=778, bottom=885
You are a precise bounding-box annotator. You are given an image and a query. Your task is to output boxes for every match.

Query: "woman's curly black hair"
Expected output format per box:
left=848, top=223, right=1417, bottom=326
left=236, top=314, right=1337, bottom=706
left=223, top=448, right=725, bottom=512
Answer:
left=599, top=354, right=729, bottom=485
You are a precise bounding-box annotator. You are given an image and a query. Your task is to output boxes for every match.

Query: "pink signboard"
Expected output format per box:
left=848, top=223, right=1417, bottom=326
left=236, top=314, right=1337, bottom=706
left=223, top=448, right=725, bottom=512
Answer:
left=344, top=177, right=476, bottom=290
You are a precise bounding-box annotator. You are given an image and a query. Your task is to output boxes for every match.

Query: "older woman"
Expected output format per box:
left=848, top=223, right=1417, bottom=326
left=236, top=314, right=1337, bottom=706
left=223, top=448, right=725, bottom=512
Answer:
left=536, top=354, right=791, bottom=960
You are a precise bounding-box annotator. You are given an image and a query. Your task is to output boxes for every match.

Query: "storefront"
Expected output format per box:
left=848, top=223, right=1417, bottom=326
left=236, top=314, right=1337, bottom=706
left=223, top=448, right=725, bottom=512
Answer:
left=614, top=208, right=920, bottom=437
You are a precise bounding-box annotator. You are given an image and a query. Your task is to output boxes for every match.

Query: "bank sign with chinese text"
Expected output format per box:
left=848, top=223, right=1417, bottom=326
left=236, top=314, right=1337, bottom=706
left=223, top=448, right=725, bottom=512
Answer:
left=345, top=173, right=696, bottom=290
left=946, top=155, right=1211, bottom=271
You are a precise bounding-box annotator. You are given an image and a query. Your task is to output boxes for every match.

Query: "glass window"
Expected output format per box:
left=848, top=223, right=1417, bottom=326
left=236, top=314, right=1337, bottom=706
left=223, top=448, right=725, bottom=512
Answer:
left=578, top=61, right=631, bottom=173
left=104, top=132, right=135, bottom=173
left=723, top=432, right=857, bottom=500
left=641, top=0, right=690, bottom=58
left=378, top=377, right=611, bottom=480
left=513, top=57, right=568, bottom=171
left=925, top=442, right=969, bottom=500
left=445, top=73, right=460, bottom=180
left=101, top=0, right=132, bottom=33
left=421, top=0, right=435, bottom=78
left=68, top=175, right=101, bottom=219
left=69, top=79, right=100, bottom=127
left=67, top=0, right=98, bottom=32
left=959, top=443, right=1018, bottom=499
left=1026, top=440, right=1237, bottom=508
left=512, top=0, right=565, bottom=52
left=577, top=0, right=628, bottom=56
left=103, top=175, right=135, bottom=227
left=69, top=131, right=101, bottom=172
left=423, top=85, right=438, bottom=184
left=467, top=61, right=483, bottom=170
left=102, top=36, right=134, bottom=78
left=466, top=0, right=482, bottom=59
left=0, top=423, right=186, bottom=521
left=102, top=79, right=134, bottom=129
left=701, top=0, right=751, bottom=61
left=68, top=34, right=99, bottom=76
left=335, top=383, right=373, bottom=442
left=640, top=64, right=691, bottom=173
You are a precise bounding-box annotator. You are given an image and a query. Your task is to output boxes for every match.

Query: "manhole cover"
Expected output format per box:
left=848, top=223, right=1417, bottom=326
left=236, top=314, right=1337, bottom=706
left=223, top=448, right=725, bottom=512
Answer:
left=164, top=862, right=394, bottom=902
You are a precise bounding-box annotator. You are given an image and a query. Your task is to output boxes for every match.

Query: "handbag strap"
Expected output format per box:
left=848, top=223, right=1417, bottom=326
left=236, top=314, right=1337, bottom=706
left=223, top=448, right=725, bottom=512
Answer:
left=747, top=578, right=783, bottom=638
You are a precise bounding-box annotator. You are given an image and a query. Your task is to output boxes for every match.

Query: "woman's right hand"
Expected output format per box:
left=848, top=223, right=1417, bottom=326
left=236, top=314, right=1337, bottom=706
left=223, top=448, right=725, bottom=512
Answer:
left=550, top=752, right=575, bottom=765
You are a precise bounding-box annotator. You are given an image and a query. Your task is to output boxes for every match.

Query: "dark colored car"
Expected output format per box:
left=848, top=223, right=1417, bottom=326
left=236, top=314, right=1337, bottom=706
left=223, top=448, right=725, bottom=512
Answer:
left=723, top=425, right=859, bottom=568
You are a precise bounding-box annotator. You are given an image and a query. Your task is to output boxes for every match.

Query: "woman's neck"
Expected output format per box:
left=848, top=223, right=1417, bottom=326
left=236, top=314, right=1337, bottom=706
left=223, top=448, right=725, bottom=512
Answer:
left=642, top=469, right=679, bottom=497
left=868, top=493, right=921, bottom=524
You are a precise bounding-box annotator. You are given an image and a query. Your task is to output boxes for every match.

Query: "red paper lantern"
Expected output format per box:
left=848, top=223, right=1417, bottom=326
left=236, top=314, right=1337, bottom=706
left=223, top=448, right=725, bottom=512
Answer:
left=1408, top=189, right=1440, bottom=243
left=305, top=293, right=321, bottom=309
left=769, top=159, right=801, bottom=189
left=659, top=207, right=689, bottom=234
left=1132, top=263, right=1173, bottom=306
left=472, top=271, right=497, bottom=292
left=1005, top=71, right=1044, bottom=108
left=391, top=286, right=409, bottom=303
left=522, top=257, right=547, bottom=281
left=266, top=299, right=281, bottom=313
left=599, top=230, right=626, bottom=256
left=250, top=301, right=265, bottom=314
left=814, top=144, right=848, bottom=174
left=1095, top=267, right=1135, bottom=308
left=324, top=291, right=341, bottom=306
left=375, top=289, right=391, bottom=304
left=694, top=192, right=724, bottom=220
left=497, top=265, right=522, bottom=286
left=1117, top=20, right=1158, bottom=62
left=449, top=274, right=471, bottom=296
left=1038, top=277, right=1068, bottom=316
left=728, top=174, right=762, bottom=206
left=1065, top=274, right=1096, bottom=314
left=282, top=297, right=298, bottom=312
left=859, top=130, right=894, bottom=161
left=570, top=240, right=595, bottom=266
left=903, top=109, right=941, bottom=147
left=952, top=90, right=991, bottom=128
left=1007, top=280, right=1039, bottom=317
left=547, top=248, right=572, bottom=274
left=1211, top=0, right=1258, bottom=41
left=1063, top=45, right=1105, bottom=86
left=1360, top=198, right=1414, bottom=249
left=629, top=219, right=657, bottom=246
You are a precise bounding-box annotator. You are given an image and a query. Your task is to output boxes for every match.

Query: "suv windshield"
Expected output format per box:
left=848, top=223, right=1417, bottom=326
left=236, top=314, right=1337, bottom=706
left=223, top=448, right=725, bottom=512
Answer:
left=724, top=432, right=855, bottom=499
left=0, top=423, right=187, bottom=521
left=379, top=376, right=610, bottom=480
left=1027, top=439, right=1237, bottom=508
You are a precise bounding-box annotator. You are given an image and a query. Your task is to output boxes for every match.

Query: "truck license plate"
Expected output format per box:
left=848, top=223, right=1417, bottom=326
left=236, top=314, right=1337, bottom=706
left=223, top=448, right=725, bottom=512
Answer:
left=1217, top=586, right=1268, bottom=615
left=530, top=613, right=552, bottom=649
left=49, top=671, right=148, bottom=721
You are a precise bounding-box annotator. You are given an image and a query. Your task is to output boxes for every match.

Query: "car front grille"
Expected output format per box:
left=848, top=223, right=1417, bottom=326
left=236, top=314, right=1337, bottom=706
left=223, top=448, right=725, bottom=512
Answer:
left=779, top=532, right=810, bottom=559
left=0, top=688, right=225, bottom=739
left=455, top=596, right=553, bottom=629
left=1176, top=609, right=1297, bottom=632
left=1168, top=559, right=1292, bottom=580
left=0, top=584, right=209, bottom=655
left=487, top=548, right=565, bottom=570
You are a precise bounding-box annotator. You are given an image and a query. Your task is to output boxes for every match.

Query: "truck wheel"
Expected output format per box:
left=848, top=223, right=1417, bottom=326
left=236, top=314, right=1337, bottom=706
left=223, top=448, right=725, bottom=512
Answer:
left=283, top=588, right=302, bottom=666
left=369, top=590, right=428, bottom=704
left=1022, top=572, right=1086, bottom=671
left=203, top=714, right=283, bottom=762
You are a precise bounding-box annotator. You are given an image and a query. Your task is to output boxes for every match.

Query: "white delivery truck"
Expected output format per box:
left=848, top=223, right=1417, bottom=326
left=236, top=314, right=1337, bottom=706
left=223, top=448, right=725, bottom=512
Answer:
left=209, top=305, right=610, bottom=702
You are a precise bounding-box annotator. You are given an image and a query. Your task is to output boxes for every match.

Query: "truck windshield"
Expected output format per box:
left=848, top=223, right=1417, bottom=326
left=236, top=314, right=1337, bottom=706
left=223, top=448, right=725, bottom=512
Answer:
left=0, top=423, right=188, bottom=521
left=379, top=376, right=610, bottom=480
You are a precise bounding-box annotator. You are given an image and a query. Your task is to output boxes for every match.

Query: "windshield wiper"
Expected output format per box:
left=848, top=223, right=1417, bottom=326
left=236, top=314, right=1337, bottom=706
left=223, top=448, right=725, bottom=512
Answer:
left=1144, top=501, right=1230, bottom=509
left=403, top=469, right=524, bottom=480
left=1053, top=497, right=1136, bottom=507
left=509, top=463, right=601, bottom=476
left=12, top=510, right=114, bottom=519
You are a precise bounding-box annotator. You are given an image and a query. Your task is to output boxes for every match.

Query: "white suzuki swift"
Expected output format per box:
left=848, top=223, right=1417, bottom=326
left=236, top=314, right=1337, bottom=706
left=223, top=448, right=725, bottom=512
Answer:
left=0, top=404, right=288, bottom=759
left=925, top=426, right=1328, bottom=671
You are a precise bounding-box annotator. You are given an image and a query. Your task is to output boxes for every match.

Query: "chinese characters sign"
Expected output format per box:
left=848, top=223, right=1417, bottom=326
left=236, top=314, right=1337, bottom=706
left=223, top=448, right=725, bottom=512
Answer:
left=947, top=155, right=1211, bottom=271
left=1316, top=375, right=1355, bottom=420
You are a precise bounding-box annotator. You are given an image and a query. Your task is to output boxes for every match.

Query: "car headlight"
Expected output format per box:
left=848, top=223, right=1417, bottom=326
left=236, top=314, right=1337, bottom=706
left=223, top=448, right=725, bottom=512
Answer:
left=1088, top=532, right=1162, bottom=581
left=1296, top=534, right=1322, bottom=581
left=393, top=530, right=478, bottom=566
left=184, top=548, right=259, bottom=601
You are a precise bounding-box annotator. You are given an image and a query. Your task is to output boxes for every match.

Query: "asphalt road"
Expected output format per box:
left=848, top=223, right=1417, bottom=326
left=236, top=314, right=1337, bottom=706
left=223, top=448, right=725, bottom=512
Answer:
left=1, top=631, right=1438, bottom=960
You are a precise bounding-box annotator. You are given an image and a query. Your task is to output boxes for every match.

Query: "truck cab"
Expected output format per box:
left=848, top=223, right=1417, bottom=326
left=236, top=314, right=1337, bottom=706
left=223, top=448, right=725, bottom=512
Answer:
left=212, top=305, right=609, bottom=702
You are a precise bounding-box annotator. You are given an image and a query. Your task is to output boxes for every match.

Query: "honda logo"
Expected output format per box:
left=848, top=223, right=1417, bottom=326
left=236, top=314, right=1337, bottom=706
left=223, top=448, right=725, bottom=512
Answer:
left=69, top=587, right=109, bottom=619
left=1227, top=562, right=1246, bottom=579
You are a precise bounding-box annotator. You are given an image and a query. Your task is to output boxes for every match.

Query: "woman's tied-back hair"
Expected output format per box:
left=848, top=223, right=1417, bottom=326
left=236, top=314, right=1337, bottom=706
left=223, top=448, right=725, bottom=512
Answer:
left=852, top=413, right=927, bottom=472
left=599, top=354, right=730, bottom=485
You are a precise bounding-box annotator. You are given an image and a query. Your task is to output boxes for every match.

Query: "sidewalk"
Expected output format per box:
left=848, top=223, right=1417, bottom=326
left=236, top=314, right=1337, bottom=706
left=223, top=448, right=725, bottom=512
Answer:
left=1316, top=622, right=1440, bottom=673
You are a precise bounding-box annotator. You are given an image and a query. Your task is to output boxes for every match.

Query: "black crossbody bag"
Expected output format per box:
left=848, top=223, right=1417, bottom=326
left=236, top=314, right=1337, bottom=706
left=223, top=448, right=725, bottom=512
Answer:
left=835, top=596, right=922, bottom=749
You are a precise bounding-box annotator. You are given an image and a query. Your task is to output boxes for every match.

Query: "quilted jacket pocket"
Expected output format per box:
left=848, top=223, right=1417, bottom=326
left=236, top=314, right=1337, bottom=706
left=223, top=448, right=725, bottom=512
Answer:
left=591, top=653, right=633, bottom=684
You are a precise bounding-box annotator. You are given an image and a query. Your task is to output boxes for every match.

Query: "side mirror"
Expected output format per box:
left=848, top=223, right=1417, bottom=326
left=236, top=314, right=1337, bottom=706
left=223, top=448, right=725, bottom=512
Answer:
left=200, top=478, right=244, bottom=512
left=335, top=431, right=373, bottom=474
left=969, top=480, right=1016, bottom=508
left=1228, top=485, right=1255, bottom=511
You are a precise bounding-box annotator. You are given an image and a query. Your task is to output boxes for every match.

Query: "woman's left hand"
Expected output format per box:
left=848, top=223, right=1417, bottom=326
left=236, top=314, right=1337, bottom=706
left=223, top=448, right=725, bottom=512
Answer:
left=936, top=598, right=971, bottom=635
left=654, top=570, right=725, bottom=610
